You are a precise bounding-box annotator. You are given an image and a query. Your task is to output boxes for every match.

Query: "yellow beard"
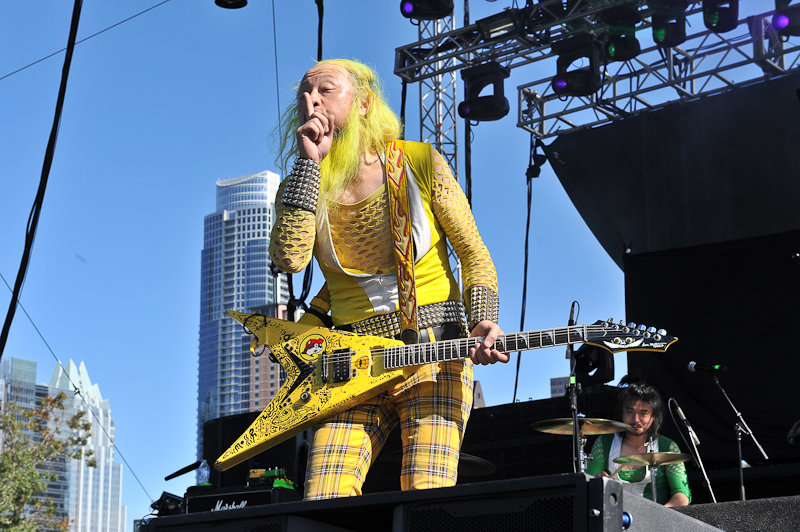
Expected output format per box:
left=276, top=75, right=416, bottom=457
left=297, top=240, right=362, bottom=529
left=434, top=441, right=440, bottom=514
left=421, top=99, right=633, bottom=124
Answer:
left=319, top=109, right=365, bottom=203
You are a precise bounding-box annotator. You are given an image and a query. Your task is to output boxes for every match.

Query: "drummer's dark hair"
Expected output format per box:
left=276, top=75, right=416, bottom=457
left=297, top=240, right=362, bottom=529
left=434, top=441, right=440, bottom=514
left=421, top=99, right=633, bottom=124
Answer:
left=617, top=375, right=664, bottom=439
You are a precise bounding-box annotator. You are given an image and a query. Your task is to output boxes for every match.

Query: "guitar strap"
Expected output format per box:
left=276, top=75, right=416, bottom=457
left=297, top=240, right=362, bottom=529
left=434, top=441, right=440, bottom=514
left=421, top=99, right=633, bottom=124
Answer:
left=385, top=140, right=419, bottom=345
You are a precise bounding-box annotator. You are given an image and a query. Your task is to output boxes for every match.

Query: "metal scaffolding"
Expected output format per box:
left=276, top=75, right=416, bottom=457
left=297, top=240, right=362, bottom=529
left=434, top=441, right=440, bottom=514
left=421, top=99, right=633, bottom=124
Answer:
left=394, top=1, right=800, bottom=141
left=414, top=15, right=460, bottom=174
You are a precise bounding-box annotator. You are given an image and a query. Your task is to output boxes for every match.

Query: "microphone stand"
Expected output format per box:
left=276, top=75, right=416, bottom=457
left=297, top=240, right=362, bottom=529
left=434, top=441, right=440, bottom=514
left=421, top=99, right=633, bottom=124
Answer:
left=565, top=302, right=584, bottom=473
left=713, top=375, right=769, bottom=500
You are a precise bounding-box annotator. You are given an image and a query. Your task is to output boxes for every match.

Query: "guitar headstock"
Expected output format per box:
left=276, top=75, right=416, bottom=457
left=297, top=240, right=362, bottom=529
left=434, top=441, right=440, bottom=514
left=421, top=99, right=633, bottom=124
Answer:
left=584, top=319, right=677, bottom=353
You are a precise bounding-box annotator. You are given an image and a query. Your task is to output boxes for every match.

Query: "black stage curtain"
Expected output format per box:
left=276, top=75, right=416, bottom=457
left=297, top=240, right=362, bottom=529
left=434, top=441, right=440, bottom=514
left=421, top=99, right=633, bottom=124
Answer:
left=624, top=230, right=800, bottom=464
left=544, top=70, right=800, bottom=270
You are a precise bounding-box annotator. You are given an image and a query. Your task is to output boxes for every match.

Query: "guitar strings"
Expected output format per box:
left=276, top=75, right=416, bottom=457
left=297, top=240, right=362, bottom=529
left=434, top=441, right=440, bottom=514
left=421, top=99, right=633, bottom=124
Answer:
left=270, top=324, right=641, bottom=364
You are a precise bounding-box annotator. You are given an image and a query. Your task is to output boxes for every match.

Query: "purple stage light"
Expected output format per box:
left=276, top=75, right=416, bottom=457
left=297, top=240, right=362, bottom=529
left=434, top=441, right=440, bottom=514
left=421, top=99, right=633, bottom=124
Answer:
left=402, top=2, right=414, bottom=15
left=553, top=78, right=568, bottom=92
left=774, top=13, right=790, bottom=30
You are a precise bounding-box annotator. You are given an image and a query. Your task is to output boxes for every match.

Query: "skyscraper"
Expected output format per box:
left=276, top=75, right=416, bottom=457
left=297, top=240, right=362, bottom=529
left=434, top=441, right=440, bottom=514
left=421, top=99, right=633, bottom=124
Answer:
left=1, top=357, right=126, bottom=532
left=197, top=170, right=289, bottom=459
left=50, top=360, right=126, bottom=532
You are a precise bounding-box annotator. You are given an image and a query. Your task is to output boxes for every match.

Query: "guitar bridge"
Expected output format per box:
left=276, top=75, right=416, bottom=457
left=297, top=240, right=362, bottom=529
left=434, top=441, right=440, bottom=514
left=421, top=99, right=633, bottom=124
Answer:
left=331, top=348, right=352, bottom=383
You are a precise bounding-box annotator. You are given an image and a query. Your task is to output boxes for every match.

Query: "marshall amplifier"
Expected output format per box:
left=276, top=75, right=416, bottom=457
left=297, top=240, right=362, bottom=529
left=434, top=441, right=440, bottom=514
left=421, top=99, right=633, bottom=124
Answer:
left=184, top=484, right=301, bottom=514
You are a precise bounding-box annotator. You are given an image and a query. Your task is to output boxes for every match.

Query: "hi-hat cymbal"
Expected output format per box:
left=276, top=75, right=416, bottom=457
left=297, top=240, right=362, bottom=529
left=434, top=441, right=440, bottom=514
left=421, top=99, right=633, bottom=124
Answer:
left=531, top=418, right=631, bottom=436
left=613, top=452, right=692, bottom=467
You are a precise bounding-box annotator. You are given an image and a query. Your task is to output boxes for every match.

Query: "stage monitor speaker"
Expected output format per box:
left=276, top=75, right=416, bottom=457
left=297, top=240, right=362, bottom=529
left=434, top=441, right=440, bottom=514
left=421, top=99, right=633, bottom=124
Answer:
left=622, top=493, right=721, bottom=531
left=202, top=412, right=309, bottom=490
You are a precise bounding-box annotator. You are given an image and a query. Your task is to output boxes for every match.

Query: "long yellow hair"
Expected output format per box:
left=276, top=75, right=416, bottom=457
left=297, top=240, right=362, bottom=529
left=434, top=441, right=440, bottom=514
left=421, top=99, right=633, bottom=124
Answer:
left=273, top=59, right=403, bottom=199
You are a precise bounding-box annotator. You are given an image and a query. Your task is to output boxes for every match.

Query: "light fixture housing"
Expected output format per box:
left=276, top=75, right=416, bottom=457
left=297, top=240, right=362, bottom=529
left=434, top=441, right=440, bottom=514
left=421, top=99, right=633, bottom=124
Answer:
left=457, top=61, right=511, bottom=122
left=551, top=35, right=603, bottom=97
left=399, top=0, right=453, bottom=21
left=773, top=1, right=800, bottom=36
left=215, top=0, right=247, bottom=8
left=650, top=0, right=689, bottom=48
left=702, top=0, right=739, bottom=33
left=599, top=4, right=642, bottom=62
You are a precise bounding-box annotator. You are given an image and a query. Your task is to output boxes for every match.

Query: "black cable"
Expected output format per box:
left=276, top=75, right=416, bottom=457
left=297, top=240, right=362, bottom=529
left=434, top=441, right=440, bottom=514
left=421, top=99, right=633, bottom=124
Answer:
left=400, top=80, right=407, bottom=139
left=287, top=0, right=324, bottom=322
left=0, top=0, right=174, bottom=83
left=464, top=120, right=472, bottom=207
left=512, top=133, right=537, bottom=403
left=0, top=0, right=83, bottom=362
left=316, top=0, right=324, bottom=61
left=0, top=271, right=154, bottom=503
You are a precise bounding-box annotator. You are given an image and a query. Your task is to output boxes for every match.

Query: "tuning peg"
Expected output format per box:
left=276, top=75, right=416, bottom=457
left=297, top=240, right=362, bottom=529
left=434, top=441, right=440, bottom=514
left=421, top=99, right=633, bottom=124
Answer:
left=657, top=328, right=667, bottom=335
left=647, top=326, right=656, bottom=333
left=637, top=324, right=646, bottom=331
left=627, top=322, right=636, bottom=328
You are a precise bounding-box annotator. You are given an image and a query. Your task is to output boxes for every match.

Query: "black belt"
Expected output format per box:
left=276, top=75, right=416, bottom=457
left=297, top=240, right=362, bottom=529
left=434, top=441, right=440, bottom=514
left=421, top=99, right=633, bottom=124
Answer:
left=337, top=321, right=464, bottom=345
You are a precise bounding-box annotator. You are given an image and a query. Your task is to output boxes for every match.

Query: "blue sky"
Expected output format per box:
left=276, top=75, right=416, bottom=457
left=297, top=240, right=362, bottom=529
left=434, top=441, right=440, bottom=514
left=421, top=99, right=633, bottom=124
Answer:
left=0, top=0, right=778, bottom=526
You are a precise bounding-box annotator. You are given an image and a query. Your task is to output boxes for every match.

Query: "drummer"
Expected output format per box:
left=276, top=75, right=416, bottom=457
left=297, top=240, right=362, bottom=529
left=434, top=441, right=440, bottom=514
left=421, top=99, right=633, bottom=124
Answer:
left=586, top=375, right=691, bottom=507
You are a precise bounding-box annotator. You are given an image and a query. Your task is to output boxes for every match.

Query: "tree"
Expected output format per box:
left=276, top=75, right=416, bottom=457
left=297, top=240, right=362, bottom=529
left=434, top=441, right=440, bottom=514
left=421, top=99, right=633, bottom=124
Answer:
left=0, top=391, right=96, bottom=532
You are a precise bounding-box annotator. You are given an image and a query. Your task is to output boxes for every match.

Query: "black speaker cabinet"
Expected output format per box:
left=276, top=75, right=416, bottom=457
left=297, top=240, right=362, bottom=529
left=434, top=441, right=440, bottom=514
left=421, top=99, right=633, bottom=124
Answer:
left=202, top=412, right=309, bottom=489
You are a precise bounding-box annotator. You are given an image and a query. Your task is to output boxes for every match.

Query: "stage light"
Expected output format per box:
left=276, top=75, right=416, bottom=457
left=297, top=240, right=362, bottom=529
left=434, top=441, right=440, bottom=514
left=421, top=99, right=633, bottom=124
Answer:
left=773, top=1, right=800, bottom=36
left=399, top=0, right=453, bottom=21
left=573, top=343, right=615, bottom=388
left=599, top=4, right=642, bottom=62
left=703, top=1, right=738, bottom=33
left=476, top=8, right=527, bottom=40
left=215, top=0, right=246, bottom=8
left=550, top=35, right=602, bottom=97
left=650, top=0, right=688, bottom=48
left=457, top=61, right=510, bottom=122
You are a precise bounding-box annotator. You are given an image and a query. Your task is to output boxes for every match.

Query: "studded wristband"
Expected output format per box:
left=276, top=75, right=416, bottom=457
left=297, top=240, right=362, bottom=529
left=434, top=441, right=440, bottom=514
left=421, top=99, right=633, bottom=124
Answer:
left=281, top=158, right=321, bottom=213
left=465, top=285, right=499, bottom=331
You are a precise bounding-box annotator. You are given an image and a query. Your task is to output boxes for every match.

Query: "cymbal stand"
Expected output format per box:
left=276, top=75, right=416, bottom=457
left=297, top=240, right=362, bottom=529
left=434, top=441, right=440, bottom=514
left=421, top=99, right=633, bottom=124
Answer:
left=566, top=374, right=587, bottom=472
left=713, top=375, right=769, bottom=501
left=647, top=437, right=658, bottom=503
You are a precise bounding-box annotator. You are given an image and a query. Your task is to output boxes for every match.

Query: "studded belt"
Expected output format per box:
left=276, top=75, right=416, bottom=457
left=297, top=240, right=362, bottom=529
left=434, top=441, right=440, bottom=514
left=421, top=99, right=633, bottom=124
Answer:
left=337, top=300, right=468, bottom=341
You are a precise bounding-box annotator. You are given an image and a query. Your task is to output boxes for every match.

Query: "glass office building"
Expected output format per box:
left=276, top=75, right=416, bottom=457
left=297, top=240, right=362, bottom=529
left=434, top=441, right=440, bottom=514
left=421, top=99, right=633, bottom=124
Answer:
left=197, top=170, right=289, bottom=459
left=1, top=358, right=126, bottom=532
left=49, top=360, right=126, bottom=532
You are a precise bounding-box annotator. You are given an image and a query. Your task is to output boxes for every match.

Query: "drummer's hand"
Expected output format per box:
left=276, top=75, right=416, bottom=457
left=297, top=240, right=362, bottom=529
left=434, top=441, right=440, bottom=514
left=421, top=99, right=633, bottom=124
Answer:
left=595, top=471, right=611, bottom=479
left=469, top=320, right=509, bottom=365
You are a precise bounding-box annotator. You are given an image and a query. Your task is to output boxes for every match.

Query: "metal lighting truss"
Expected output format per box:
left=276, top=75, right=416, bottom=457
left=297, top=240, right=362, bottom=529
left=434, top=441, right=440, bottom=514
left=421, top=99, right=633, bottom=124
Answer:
left=519, top=10, right=800, bottom=138
left=417, top=16, right=460, bottom=174
left=394, top=1, right=800, bottom=140
left=413, top=15, right=464, bottom=289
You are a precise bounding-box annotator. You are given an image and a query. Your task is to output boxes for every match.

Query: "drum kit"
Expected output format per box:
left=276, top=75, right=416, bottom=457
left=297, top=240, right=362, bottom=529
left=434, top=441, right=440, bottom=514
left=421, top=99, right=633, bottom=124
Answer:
left=531, top=417, right=692, bottom=503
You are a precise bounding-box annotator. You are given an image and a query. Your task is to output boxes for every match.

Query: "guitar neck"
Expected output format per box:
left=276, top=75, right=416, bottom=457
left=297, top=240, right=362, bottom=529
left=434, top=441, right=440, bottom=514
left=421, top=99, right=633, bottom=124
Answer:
left=384, top=325, right=585, bottom=369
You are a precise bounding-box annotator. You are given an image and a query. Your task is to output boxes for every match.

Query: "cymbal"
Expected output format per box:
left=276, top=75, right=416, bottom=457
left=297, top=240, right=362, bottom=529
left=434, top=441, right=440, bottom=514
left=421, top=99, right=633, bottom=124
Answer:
left=390, top=451, right=496, bottom=477
left=458, top=454, right=497, bottom=477
left=613, top=452, right=693, bottom=467
left=530, top=418, right=631, bottom=435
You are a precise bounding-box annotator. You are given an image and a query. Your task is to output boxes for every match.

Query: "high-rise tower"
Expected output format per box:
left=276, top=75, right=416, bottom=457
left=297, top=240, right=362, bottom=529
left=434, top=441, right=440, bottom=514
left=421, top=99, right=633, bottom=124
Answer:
left=197, top=170, right=289, bottom=459
left=1, top=357, right=126, bottom=532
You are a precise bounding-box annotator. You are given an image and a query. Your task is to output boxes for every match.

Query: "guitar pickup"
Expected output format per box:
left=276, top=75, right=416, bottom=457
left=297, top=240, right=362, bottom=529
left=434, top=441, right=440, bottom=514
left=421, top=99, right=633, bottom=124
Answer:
left=331, top=348, right=352, bottom=383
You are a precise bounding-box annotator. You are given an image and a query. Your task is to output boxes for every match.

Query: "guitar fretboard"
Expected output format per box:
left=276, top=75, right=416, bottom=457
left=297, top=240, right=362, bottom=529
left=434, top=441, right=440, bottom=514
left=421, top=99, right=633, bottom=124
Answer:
left=383, top=325, right=588, bottom=369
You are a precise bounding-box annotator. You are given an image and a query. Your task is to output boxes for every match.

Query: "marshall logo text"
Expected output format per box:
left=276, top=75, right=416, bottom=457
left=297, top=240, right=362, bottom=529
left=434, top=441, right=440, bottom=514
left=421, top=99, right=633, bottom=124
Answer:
left=211, top=500, right=248, bottom=512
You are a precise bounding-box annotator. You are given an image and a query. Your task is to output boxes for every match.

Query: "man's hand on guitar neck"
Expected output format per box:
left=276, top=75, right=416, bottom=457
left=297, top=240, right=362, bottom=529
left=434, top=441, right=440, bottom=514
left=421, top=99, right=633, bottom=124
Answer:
left=469, top=320, right=509, bottom=365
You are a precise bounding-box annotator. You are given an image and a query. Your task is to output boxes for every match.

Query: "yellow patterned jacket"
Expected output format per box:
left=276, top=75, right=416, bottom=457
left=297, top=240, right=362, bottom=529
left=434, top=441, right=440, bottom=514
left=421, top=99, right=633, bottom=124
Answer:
left=270, top=141, right=497, bottom=390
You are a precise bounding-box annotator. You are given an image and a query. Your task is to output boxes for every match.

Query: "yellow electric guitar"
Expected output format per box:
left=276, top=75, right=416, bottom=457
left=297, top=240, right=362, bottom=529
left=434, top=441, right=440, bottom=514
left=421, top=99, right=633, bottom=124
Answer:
left=215, top=311, right=677, bottom=472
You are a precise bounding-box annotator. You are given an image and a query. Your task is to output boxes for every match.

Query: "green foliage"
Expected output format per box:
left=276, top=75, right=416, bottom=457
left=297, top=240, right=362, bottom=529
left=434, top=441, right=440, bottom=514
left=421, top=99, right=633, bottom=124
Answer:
left=0, top=391, right=95, bottom=532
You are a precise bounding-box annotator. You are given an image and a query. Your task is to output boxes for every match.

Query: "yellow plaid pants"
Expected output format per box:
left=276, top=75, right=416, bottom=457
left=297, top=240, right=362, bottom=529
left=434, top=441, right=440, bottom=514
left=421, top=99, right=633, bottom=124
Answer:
left=304, top=359, right=474, bottom=500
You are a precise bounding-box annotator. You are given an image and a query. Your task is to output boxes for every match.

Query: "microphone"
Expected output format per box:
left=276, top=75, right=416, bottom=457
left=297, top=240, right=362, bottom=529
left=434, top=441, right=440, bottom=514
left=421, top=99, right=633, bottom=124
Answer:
left=688, top=361, right=727, bottom=374
left=674, top=400, right=701, bottom=447
left=565, top=302, right=576, bottom=360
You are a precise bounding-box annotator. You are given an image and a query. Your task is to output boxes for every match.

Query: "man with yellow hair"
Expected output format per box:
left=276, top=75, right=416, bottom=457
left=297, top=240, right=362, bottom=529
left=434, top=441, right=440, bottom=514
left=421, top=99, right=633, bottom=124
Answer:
left=270, top=58, right=506, bottom=500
